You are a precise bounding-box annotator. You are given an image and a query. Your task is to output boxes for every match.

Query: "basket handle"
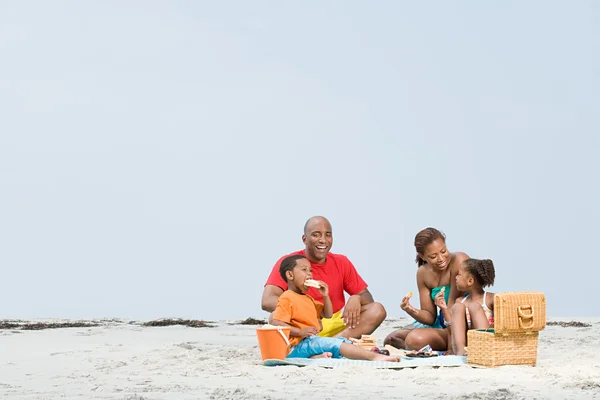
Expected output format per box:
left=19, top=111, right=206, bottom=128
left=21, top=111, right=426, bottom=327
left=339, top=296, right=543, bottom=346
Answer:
left=277, top=328, right=291, bottom=347
left=517, top=305, right=535, bottom=329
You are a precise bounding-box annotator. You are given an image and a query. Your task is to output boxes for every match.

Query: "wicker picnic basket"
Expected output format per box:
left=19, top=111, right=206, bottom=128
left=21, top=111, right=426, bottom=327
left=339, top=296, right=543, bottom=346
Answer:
left=467, top=292, right=546, bottom=367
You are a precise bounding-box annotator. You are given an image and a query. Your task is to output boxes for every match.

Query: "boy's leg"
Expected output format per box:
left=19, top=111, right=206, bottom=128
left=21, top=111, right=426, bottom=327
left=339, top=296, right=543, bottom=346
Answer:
left=338, top=343, right=399, bottom=362
left=286, top=336, right=333, bottom=359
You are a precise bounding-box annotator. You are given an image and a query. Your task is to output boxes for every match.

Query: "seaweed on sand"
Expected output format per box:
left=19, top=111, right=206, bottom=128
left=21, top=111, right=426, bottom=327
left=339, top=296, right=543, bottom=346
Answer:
left=142, top=319, right=215, bottom=328
left=0, top=321, right=100, bottom=330
left=546, top=321, right=591, bottom=328
left=232, top=317, right=268, bottom=325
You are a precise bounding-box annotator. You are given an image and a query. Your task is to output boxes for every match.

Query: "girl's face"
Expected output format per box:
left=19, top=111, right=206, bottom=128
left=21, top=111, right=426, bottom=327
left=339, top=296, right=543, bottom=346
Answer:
left=455, top=262, right=474, bottom=291
left=287, top=258, right=313, bottom=293
left=421, top=239, right=451, bottom=270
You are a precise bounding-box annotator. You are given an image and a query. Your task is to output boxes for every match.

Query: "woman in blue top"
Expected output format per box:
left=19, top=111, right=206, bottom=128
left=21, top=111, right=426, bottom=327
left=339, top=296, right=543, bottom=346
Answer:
left=384, top=228, right=469, bottom=352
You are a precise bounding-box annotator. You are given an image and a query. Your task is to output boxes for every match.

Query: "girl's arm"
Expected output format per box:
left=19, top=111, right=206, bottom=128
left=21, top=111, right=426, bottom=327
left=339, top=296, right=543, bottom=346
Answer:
left=448, top=252, right=469, bottom=308
left=487, top=291, right=495, bottom=311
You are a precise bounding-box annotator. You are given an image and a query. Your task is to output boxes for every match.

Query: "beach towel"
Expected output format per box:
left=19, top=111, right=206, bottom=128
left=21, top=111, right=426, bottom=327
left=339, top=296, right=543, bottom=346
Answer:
left=262, top=355, right=468, bottom=369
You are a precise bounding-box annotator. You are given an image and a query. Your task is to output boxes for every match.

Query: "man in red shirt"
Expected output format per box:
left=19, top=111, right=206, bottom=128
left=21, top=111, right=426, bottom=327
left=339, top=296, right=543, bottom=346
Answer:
left=261, top=216, right=386, bottom=339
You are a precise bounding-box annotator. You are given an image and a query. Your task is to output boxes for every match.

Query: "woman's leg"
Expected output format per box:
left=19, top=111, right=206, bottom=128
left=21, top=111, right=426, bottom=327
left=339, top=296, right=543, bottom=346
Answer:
left=383, top=327, right=413, bottom=349
left=404, top=328, right=448, bottom=351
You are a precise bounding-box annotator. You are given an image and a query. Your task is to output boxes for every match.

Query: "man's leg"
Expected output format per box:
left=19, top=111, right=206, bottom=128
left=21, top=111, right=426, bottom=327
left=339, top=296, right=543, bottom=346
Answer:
left=335, top=302, right=387, bottom=339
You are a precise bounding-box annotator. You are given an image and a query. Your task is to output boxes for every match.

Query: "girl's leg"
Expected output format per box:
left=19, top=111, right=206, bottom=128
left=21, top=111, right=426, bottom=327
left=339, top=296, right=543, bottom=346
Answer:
left=339, top=343, right=399, bottom=362
left=451, top=303, right=468, bottom=355
left=404, top=328, right=448, bottom=351
left=467, top=302, right=492, bottom=329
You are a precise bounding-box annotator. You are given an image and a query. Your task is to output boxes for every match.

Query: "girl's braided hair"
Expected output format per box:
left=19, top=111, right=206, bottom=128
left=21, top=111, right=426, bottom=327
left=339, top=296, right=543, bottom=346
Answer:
left=464, top=258, right=495, bottom=287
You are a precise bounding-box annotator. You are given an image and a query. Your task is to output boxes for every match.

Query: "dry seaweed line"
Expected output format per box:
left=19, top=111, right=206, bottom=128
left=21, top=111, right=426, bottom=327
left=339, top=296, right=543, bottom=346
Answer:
left=0, top=321, right=100, bottom=330
left=231, top=317, right=267, bottom=326
left=142, top=319, right=215, bottom=328
left=547, top=321, right=591, bottom=328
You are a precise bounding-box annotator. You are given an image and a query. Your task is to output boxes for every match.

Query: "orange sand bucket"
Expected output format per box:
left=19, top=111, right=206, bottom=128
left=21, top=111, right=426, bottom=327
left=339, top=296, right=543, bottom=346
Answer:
left=256, top=325, right=291, bottom=360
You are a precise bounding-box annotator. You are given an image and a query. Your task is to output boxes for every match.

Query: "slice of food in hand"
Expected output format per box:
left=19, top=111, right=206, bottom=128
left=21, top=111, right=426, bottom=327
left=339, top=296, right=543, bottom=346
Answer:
left=406, top=291, right=413, bottom=299
left=304, top=279, right=321, bottom=288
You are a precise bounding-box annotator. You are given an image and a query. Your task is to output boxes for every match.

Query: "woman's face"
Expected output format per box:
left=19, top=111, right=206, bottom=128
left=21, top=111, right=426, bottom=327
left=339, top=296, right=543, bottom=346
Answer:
left=421, top=239, right=451, bottom=270
left=455, top=262, right=473, bottom=291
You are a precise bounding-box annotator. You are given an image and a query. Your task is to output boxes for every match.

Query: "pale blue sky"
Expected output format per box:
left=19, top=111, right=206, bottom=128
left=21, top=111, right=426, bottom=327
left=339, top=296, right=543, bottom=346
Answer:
left=1, top=1, right=598, bottom=320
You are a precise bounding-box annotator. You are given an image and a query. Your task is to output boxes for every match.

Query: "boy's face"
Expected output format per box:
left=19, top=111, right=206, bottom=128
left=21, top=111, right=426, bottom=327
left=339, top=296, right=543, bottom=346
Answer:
left=287, top=258, right=313, bottom=293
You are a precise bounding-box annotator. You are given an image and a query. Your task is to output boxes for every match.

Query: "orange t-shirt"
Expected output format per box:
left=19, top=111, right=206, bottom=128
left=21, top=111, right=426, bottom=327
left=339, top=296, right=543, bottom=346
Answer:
left=272, top=290, right=324, bottom=347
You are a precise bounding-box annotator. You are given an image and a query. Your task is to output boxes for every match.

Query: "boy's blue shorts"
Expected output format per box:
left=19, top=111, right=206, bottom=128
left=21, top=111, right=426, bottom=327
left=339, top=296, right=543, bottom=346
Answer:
left=287, top=335, right=352, bottom=359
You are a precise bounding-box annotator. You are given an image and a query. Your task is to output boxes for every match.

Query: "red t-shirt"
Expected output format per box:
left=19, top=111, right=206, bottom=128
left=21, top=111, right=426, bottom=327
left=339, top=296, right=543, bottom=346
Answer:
left=264, top=250, right=368, bottom=314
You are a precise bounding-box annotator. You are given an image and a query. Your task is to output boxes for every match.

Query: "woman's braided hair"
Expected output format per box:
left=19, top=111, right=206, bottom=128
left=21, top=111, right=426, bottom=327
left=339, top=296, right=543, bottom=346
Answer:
left=464, top=258, right=496, bottom=287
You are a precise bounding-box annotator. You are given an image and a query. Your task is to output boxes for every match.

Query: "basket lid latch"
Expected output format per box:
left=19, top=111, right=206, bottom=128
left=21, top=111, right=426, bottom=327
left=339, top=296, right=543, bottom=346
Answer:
left=517, top=305, right=535, bottom=330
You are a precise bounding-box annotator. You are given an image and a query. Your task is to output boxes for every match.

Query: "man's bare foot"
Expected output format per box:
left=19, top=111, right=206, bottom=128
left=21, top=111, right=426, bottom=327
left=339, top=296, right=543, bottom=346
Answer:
left=373, top=354, right=400, bottom=362
left=310, top=352, right=333, bottom=359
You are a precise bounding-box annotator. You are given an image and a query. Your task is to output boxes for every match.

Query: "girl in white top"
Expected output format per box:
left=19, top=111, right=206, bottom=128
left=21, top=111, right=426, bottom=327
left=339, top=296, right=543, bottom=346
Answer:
left=446, top=258, right=496, bottom=356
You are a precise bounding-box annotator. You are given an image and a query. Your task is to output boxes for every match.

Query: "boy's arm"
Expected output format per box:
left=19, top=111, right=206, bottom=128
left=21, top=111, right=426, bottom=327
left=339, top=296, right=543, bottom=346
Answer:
left=321, top=295, right=333, bottom=319
left=271, top=319, right=304, bottom=338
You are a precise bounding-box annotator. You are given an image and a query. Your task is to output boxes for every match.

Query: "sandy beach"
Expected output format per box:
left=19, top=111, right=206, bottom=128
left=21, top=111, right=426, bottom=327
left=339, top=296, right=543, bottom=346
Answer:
left=1, top=317, right=599, bottom=399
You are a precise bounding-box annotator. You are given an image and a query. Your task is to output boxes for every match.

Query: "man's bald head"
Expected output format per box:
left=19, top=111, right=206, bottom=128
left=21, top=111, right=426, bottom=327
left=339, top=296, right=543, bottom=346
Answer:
left=302, top=216, right=333, bottom=263
left=303, top=216, right=332, bottom=235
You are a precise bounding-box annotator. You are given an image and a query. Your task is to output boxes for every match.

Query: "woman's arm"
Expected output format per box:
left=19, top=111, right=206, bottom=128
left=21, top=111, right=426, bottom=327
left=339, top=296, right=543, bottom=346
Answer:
left=405, top=268, right=437, bottom=326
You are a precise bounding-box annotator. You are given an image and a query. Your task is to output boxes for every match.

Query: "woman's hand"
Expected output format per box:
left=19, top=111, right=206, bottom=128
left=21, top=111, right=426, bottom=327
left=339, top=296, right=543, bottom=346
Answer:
left=400, top=293, right=417, bottom=315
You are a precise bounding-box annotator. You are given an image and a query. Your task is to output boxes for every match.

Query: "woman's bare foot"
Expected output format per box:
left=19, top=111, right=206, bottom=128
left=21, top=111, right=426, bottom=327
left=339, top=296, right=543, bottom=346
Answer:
left=310, top=352, right=333, bottom=359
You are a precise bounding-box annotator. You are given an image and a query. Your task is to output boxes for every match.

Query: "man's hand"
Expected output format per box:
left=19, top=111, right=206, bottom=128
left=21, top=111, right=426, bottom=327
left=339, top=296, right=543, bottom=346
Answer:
left=299, top=326, right=319, bottom=338
left=316, top=280, right=329, bottom=297
left=342, top=295, right=361, bottom=329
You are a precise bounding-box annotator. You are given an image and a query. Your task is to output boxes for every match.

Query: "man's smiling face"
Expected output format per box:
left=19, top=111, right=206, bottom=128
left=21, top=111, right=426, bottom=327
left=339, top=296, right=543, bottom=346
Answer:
left=302, top=217, right=333, bottom=264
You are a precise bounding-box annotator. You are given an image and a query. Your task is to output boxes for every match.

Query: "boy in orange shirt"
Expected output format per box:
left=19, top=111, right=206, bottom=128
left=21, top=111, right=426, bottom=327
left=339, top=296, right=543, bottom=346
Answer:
left=272, top=254, right=399, bottom=361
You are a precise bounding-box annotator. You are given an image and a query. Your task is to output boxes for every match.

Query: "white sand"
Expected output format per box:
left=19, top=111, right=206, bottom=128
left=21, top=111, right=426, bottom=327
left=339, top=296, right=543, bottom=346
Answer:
left=1, top=317, right=599, bottom=399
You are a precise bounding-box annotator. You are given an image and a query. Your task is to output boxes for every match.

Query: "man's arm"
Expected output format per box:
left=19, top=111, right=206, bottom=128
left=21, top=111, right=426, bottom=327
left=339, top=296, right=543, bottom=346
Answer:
left=353, top=288, right=374, bottom=306
left=261, top=284, right=284, bottom=313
